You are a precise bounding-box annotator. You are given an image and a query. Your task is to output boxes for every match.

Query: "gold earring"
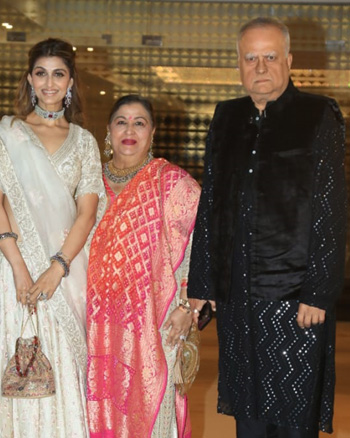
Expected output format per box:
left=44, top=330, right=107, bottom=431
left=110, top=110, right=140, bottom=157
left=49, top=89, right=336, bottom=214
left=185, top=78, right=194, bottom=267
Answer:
left=104, top=131, right=113, bottom=158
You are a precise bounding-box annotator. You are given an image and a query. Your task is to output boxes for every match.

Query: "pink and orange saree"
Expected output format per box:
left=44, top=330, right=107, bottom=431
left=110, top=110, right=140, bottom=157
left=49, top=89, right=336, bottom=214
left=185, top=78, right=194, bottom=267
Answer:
left=87, top=158, right=200, bottom=437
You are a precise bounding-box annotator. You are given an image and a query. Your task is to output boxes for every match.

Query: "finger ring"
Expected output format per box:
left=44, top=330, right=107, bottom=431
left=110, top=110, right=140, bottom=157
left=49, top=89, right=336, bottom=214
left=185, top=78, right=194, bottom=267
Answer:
left=193, top=309, right=199, bottom=314
left=179, top=335, right=186, bottom=341
left=39, top=292, right=48, bottom=301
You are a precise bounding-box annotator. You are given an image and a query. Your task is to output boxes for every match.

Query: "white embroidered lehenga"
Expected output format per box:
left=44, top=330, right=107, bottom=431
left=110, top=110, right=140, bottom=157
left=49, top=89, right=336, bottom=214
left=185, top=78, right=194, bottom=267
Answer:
left=0, top=116, right=105, bottom=438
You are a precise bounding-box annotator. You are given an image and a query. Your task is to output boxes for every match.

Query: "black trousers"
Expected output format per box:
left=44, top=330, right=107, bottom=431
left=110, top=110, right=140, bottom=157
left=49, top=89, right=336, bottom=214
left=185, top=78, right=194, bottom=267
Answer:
left=236, top=419, right=319, bottom=438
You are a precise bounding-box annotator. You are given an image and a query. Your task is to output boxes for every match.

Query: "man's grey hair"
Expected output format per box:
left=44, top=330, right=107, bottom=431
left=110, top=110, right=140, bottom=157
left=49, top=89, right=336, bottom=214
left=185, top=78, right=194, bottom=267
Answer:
left=236, top=17, right=290, bottom=57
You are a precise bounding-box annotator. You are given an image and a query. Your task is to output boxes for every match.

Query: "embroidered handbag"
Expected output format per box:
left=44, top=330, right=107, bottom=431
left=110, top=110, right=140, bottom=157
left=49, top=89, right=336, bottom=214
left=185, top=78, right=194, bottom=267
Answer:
left=174, top=321, right=200, bottom=396
left=1, top=305, right=56, bottom=399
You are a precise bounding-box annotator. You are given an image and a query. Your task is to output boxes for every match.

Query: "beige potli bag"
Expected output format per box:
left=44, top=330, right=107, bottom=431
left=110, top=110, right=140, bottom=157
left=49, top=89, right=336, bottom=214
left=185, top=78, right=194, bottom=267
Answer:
left=2, top=304, right=56, bottom=398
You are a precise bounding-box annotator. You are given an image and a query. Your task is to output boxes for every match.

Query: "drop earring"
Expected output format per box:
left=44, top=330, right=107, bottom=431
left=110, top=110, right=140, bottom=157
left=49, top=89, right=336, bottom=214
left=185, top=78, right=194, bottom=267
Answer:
left=64, top=87, right=72, bottom=107
left=104, top=131, right=113, bottom=158
left=31, top=86, right=37, bottom=107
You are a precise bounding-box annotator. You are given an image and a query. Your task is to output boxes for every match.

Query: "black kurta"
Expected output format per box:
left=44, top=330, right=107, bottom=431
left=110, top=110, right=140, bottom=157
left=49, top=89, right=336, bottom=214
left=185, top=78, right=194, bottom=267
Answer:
left=188, top=81, right=346, bottom=433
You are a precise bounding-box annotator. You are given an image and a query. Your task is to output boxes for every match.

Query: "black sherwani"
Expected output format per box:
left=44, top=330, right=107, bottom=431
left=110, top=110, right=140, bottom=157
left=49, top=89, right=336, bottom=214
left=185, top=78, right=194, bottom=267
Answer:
left=188, top=80, right=347, bottom=433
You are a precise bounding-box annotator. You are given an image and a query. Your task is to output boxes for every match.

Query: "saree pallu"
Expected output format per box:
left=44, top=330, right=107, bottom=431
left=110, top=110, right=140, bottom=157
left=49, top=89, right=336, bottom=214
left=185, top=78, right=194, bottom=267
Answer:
left=87, top=158, right=200, bottom=438
left=0, top=118, right=92, bottom=437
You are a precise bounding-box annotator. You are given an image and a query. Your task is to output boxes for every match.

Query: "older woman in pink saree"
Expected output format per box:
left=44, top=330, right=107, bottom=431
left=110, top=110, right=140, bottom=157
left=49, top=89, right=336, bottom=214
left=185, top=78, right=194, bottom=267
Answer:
left=87, top=95, right=200, bottom=438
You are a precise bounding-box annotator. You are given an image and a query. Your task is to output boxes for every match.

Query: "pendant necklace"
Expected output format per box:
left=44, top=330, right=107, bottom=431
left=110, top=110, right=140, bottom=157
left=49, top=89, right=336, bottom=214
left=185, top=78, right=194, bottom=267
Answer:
left=104, top=151, right=153, bottom=184
left=34, top=105, right=65, bottom=120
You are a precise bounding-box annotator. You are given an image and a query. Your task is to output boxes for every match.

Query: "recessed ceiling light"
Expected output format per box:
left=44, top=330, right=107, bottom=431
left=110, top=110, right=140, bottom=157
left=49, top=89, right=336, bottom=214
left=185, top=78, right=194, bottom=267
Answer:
left=100, top=91, right=106, bottom=95
left=87, top=47, right=94, bottom=52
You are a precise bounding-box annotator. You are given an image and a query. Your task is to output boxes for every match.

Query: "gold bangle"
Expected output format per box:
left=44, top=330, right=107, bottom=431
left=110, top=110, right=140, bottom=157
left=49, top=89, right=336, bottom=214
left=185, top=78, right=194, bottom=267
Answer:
left=178, top=304, right=191, bottom=314
left=179, top=298, right=190, bottom=309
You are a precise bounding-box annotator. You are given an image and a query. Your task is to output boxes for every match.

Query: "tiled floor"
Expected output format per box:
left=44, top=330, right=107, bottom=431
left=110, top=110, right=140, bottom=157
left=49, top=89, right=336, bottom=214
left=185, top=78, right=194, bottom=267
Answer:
left=189, top=321, right=350, bottom=438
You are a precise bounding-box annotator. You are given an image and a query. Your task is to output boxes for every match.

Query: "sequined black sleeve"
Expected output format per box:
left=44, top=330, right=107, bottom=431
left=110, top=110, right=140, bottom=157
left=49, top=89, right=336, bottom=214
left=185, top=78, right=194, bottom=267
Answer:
left=187, top=123, right=215, bottom=300
left=299, top=99, right=347, bottom=311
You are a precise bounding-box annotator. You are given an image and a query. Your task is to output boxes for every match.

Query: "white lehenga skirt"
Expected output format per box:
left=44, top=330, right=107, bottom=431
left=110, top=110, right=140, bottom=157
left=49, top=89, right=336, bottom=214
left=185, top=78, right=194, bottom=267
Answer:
left=0, top=257, right=89, bottom=438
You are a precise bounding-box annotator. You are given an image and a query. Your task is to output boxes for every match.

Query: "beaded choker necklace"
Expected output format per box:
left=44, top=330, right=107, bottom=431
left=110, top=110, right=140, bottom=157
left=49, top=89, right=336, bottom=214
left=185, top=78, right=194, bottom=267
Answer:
left=104, top=152, right=153, bottom=184
left=34, top=105, right=65, bottom=120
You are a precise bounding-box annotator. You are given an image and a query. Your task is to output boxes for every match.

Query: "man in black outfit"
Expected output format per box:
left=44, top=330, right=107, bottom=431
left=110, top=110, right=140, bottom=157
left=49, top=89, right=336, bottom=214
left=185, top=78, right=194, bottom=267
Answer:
left=188, top=17, right=346, bottom=438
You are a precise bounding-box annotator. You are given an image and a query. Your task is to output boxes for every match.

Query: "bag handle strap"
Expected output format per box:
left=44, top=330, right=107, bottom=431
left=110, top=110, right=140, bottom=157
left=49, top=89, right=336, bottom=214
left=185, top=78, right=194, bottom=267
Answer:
left=20, top=304, right=38, bottom=338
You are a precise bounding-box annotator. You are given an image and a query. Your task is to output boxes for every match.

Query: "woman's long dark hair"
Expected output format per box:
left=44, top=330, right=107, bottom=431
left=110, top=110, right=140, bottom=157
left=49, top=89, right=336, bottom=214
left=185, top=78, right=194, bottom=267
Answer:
left=15, top=38, right=84, bottom=126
